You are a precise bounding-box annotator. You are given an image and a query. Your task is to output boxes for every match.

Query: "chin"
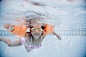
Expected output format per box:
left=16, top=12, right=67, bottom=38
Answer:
left=34, top=35, right=40, bottom=38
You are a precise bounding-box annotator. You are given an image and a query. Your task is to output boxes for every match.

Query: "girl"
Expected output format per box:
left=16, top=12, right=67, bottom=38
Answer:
left=0, top=18, right=61, bottom=52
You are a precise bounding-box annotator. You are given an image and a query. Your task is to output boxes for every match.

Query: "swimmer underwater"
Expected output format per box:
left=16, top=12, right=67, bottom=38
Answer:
left=0, top=18, right=61, bottom=52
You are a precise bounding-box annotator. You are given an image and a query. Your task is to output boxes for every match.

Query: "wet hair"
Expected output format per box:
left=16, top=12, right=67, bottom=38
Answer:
left=30, top=26, right=33, bottom=28
left=30, top=25, right=45, bottom=30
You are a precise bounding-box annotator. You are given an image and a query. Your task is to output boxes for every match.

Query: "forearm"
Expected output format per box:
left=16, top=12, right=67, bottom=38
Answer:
left=1, top=38, right=21, bottom=47
left=53, top=32, right=60, bottom=37
left=8, top=39, right=22, bottom=47
left=53, top=32, right=61, bottom=40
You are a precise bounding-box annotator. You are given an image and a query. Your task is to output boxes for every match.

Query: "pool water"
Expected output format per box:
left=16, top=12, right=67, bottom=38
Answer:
left=0, top=0, right=86, bottom=57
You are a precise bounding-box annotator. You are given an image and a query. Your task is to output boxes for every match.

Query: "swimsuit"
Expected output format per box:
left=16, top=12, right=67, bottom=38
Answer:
left=21, top=36, right=42, bottom=50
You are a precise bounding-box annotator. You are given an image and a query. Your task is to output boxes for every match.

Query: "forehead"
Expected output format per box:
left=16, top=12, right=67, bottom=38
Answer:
left=32, top=23, right=42, bottom=28
left=33, top=26, right=41, bottom=28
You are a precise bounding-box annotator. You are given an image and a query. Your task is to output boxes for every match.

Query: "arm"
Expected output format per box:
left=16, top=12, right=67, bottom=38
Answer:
left=0, top=37, right=21, bottom=47
left=42, top=30, right=46, bottom=39
left=53, top=32, right=61, bottom=40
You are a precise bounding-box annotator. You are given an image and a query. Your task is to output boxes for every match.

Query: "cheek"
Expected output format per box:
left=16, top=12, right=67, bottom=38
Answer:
left=39, top=32, right=42, bottom=34
left=31, top=32, right=42, bottom=35
left=38, top=31, right=42, bottom=33
left=31, top=32, right=35, bottom=34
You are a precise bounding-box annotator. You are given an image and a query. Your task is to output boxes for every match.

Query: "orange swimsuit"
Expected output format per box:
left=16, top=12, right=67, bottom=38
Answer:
left=7, top=24, right=53, bottom=37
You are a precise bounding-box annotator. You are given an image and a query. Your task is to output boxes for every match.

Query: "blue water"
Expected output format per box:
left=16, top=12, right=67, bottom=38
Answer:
left=0, top=0, right=86, bottom=57
left=0, top=36, right=86, bottom=57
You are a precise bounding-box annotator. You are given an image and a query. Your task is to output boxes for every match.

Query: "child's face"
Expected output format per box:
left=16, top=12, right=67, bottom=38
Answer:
left=31, top=23, right=43, bottom=38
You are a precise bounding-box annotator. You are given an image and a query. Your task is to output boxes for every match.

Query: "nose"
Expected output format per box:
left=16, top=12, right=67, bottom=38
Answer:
left=35, top=29, right=38, bottom=32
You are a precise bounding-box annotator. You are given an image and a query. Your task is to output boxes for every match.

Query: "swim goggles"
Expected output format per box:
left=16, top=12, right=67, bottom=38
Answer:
left=31, top=28, right=43, bottom=32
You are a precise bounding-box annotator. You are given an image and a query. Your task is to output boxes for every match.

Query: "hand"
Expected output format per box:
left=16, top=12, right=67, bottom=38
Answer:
left=56, top=36, right=61, bottom=40
left=53, top=32, right=61, bottom=40
left=0, top=37, right=4, bottom=41
left=58, top=37, right=61, bottom=40
left=4, top=24, right=14, bottom=31
left=4, top=24, right=11, bottom=29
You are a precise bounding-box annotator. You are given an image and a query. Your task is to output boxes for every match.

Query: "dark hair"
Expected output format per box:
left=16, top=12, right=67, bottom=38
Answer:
left=41, top=26, right=45, bottom=30
left=30, top=25, right=45, bottom=30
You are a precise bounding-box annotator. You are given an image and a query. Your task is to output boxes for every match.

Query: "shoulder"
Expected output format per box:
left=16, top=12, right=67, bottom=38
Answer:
left=25, top=33, right=31, bottom=40
left=42, top=31, right=46, bottom=38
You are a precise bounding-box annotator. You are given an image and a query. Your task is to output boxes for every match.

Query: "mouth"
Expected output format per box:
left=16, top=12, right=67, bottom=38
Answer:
left=34, top=34, right=39, bottom=35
